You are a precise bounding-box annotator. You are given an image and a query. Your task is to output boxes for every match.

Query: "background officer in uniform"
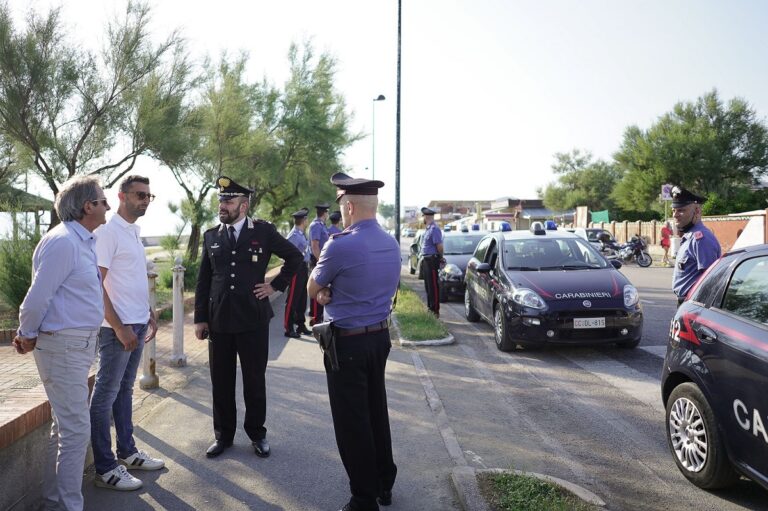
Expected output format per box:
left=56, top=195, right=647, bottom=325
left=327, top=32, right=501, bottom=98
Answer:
left=194, top=176, right=302, bottom=458
left=308, top=172, right=401, bottom=511
left=670, top=185, right=721, bottom=304
left=328, top=210, right=343, bottom=235
left=309, top=202, right=330, bottom=325
left=284, top=208, right=311, bottom=338
left=419, top=207, right=444, bottom=317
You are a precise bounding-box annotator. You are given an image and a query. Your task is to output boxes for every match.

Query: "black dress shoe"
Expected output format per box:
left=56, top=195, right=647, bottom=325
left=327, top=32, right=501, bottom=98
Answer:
left=284, top=330, right=300, bottom=338
left=253, top=438, right=270, bottom=458
left=206, top=440, right=232, bottom=458
left=377, top=489, right=392, bottom=506
left=297, top=325, right=312, bottom=335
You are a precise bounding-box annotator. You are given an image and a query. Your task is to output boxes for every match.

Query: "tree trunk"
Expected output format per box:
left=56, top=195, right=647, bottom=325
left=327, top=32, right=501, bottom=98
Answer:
left=49, top=208, right=61, bottom=230
left=185, top=222, right=202, bottom=262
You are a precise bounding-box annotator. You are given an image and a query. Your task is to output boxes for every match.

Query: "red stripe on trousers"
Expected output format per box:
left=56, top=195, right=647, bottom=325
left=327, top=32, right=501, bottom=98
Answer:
left=432, top=267, right=439, bottom=314
left=284, top=274, right=297, bottom=330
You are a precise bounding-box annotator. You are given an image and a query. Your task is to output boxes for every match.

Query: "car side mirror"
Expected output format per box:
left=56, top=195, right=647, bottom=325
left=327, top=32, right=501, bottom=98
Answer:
left=610, top=259, right=622, bottom=269
left=410, top=244, right=418, bottom=254
left=476, top=262, right=492, bottom=273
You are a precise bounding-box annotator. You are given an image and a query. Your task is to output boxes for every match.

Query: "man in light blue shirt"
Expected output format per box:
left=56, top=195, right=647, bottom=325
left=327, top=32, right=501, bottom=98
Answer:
left=14, top=176, right=109, bottom=511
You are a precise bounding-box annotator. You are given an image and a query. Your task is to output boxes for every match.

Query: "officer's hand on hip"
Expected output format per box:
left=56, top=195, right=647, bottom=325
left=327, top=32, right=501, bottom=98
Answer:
left=194, top=322, right=209, bottom=340
left=253, top=282, right=276, bottom=300
left=316, top=287, right=332, bottom=305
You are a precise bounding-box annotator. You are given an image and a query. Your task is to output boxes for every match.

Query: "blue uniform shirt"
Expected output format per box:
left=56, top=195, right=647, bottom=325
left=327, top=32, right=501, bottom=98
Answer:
left=309, top=217, right=329, bottom=254
left=673, top=222, right=721, bottom=298
left=287, top=227, right=310, bottom=263
left=328, top=224, right=343, bottom=236
left=310, top=219, right=401, bottom=329
left=421, top=222, right=443, bottom=256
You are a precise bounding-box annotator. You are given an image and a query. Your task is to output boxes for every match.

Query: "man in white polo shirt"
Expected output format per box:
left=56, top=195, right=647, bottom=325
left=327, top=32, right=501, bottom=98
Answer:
left=90, top=175, right=164, bottom=491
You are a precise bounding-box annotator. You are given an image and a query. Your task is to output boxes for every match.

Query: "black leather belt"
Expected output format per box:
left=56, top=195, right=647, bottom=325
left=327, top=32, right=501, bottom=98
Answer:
left=336, top=320, right=389, bottom=337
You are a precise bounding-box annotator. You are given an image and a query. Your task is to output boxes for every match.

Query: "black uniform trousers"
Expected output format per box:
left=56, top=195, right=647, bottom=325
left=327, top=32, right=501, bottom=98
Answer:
left=325, top=329, right=397, bottom=511
left=284, top=263, right=309, bottom=332
left=422, top=255, right=440, bottom=315
left=208, top=322, right=269, bottom=443
left=309, top=262, right=324, bottom=325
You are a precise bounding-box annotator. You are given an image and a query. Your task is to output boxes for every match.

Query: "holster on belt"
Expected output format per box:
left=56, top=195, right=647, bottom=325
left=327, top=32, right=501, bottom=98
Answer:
left=311, top=321, right=339, bottom=371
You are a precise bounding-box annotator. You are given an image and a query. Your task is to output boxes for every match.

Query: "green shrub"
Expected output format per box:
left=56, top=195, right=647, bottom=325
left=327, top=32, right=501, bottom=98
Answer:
left=182, top=257, right=200, bottom=291
left=159, top=268, right=173, bottom=289
left=0, top=234, right=40, bottom=313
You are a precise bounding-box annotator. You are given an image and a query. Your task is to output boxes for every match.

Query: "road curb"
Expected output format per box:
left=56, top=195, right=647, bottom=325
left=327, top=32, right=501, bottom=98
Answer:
left=392, top=316, right=455, bottom=346
left=450, top=466, right=607, bottom=510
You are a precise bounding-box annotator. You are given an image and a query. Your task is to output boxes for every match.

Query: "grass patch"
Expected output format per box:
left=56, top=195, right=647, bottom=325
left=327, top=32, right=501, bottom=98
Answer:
left=477, top=472, right=599, bottom=511
left=394, top=286, right=448, bottom=341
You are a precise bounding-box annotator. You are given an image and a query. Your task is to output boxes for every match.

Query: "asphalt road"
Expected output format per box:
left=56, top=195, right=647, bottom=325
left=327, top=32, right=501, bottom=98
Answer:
left=400, top=244, right=768, bottom=511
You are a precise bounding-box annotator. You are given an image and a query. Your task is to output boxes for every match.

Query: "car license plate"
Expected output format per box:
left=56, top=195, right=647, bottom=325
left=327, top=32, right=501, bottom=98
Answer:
left=573, top=317, right=605, bottom=329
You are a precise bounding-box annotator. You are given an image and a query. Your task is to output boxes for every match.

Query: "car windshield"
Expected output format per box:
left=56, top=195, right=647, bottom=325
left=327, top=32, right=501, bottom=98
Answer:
left=444, top=234, right=485, bottom=255
left=502, top=238, right=610, bottom=270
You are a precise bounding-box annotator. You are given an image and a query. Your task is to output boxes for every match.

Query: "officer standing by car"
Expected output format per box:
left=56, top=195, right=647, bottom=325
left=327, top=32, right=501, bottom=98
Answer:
left=284, top=208, right=312, bottom=338
left=328, top=210, right=343, bottom=235
left=309, top=203, right=330, bottom=325
left=670, top=185, right=721, bottom=305
left=308, top=172, right=400, bottom=511
left=194, top=176, right=303, bottom=459
left=420, top=207, right=444, bottom=317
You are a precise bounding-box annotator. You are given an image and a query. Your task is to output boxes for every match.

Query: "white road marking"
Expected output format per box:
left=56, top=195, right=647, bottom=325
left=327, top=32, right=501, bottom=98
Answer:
left=641, top=299, right=655, bottom=304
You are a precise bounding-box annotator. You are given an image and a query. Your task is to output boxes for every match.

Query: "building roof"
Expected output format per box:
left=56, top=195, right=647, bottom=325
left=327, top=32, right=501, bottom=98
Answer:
left=0, top=185, right=54, bottom=212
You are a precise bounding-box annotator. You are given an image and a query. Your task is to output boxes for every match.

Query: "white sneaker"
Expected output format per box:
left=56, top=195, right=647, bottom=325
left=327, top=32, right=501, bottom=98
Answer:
left=119, top=449, right=165, bottom=471
left=95, top=465, right=143, bottom=491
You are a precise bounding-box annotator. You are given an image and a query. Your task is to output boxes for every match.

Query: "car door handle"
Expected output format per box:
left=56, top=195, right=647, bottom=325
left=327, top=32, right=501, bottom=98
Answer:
left=695, top=325, right=718, bottom=343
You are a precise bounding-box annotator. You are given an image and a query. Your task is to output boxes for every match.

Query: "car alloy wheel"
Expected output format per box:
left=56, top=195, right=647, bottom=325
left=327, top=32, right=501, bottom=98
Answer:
left=493, top=305, right=515, bottom=352
left=665, top=383, right=739, bottom=489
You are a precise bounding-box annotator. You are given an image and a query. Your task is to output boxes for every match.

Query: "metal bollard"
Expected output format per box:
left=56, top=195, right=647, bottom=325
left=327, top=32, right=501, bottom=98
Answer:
left=169, top=256, right=188, bottom=367
left=140, top=261, right=159, bottom=389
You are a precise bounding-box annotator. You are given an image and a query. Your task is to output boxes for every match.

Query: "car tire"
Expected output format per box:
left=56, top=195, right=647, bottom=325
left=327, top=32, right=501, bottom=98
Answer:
left=439, top=287, right=448, bottom=303
left=666, top=382, right=739, bottom=489
left=617, top=337, right=640, bottom=349
left=637, top=251, right=652, bottom=267
left=493, top=304, right=515, bottom=352
left=464, top=289, right=479, bottom=322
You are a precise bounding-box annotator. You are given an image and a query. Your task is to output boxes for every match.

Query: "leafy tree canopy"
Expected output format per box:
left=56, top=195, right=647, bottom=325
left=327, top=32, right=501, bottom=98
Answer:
left=540, top=149, right=622, bottom=213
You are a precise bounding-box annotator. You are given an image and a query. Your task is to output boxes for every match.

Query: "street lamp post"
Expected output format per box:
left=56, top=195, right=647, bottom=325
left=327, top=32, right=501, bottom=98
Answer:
left=372, top=94, right=385, bottom=179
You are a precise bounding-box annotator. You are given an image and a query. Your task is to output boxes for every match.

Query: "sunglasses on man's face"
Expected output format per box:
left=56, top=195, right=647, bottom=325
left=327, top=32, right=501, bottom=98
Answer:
left=127, top=191, right=156, bottom=202
left=90, top=198, right=109, bottom=207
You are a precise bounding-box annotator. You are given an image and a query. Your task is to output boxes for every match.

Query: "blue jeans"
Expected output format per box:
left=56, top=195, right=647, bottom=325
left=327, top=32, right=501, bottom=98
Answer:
left=89, top=324, right=147, bottom=475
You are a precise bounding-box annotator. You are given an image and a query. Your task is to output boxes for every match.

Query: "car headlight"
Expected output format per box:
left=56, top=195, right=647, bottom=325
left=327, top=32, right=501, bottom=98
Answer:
left=624, top=285, right=639, bottom=307
left=443, top=263, right=462, bottom=276
left=511, top=288, right=547, bottom=310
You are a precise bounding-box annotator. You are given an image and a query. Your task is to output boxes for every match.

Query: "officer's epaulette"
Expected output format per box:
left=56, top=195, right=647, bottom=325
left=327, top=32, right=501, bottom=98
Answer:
left=330, top=231, right=351, bottom=240
left=204, top=225, right=219, bottom=234
left=252, top=217, right=272, bottom=226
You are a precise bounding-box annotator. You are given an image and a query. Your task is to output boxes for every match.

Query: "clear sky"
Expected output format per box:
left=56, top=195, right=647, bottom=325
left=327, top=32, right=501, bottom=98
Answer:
left=6, top=0, right=768, bottom=235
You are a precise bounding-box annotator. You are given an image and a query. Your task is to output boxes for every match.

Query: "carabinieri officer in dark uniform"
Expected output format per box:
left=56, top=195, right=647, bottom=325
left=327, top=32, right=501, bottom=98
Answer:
left=328, top=210, right=343, bottom=235
left=194, top=176, right=302, bottom=458
left=670, top=185, right=721, bottom=305
left=309, top=203, right=330, bottom=325
left=419, top=206, right=444, bottom=317
left=308, top=172, right=401, bottom=511
left=284, top=208, right=312, bottom=338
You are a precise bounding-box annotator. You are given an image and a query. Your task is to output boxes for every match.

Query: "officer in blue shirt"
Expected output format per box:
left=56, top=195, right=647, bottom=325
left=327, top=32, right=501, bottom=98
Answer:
left=309, top=203, right=330, bottom=325
left=671, top=186, right=721, bottom=304
left=420, top=207, right=444, bottom=317
left=328, top=210, right=343, bottom=235
left=308, top=172, right=400, bottom=511
left=284, top=208, right=312, bottom=338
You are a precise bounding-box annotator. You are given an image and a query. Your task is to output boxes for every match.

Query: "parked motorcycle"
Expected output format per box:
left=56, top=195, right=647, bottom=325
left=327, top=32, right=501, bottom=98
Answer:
left=599, top=234, right=653, bottom=267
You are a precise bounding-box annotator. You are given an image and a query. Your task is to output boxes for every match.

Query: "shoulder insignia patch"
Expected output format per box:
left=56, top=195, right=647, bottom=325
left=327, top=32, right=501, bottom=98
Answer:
left=694, top=231, right=703, bottom=240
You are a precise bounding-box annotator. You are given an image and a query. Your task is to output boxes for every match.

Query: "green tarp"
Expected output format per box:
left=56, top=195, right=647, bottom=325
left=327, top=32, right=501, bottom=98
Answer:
left=590, top=210, right=610, bottom=223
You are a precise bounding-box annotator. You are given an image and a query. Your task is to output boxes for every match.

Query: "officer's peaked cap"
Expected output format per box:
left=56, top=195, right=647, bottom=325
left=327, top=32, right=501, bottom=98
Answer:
left=330, top=172, right=385, bottom=203
left=421, top=207, right=437, bottom=216
left=217, top=176, right=253, bottom=199
left=329, top=211, right=342, bottom=222
left=670, top=185, right=706, bottom=208
left=315, top=203, right=330, bottom=211
left=291, top=207, right=309, bottom=219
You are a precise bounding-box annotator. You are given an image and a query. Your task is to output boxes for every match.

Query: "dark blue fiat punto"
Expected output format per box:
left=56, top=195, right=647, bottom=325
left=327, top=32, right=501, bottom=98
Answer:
left=661, top=244, right=768, bottom=492
left=463, top=223, right=643, bottom=351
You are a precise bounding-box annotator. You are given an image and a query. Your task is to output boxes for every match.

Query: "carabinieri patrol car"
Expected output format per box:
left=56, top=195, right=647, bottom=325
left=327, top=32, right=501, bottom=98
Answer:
left=661, top=243, right=768, bottom=492
left=463, top=223, right=643, bottom=351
